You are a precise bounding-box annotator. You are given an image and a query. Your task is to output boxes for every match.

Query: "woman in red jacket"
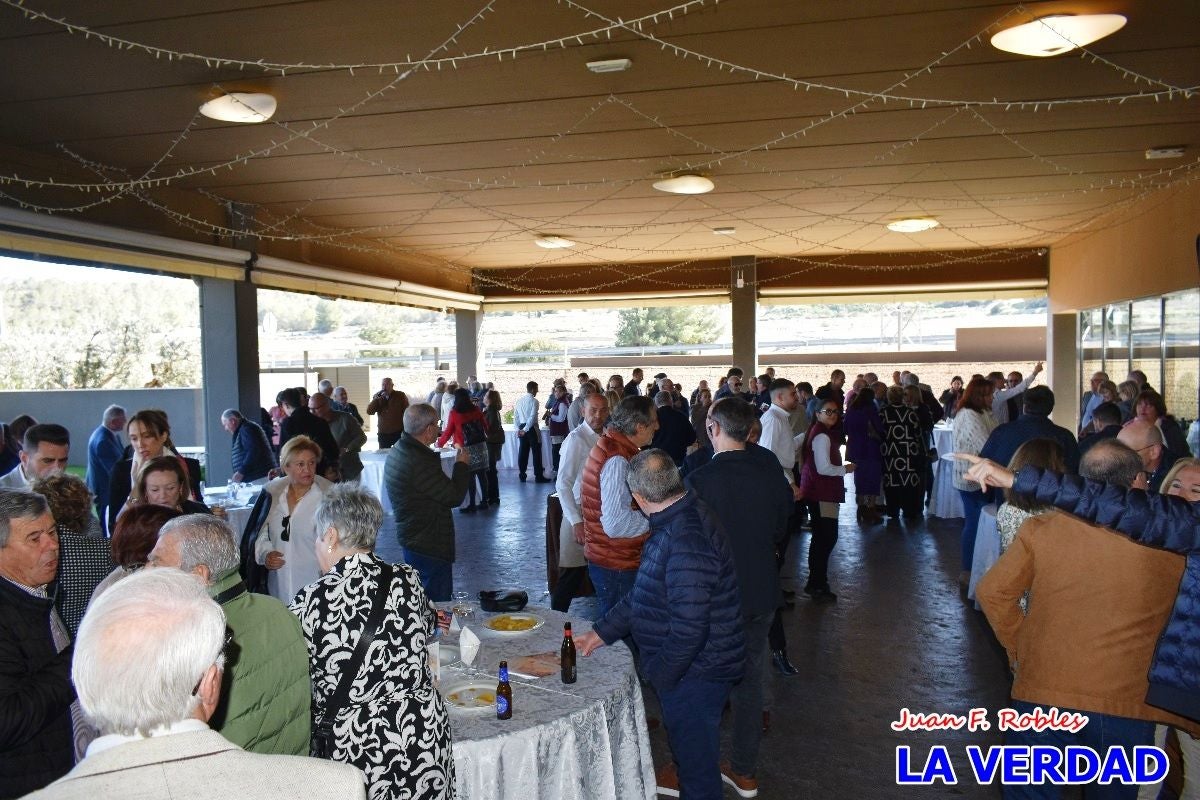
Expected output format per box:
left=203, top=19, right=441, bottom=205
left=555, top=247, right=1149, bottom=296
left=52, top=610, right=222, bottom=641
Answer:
left=437, top=388, right=491, bottom=513
left=799, top=399, right=855, bottom=603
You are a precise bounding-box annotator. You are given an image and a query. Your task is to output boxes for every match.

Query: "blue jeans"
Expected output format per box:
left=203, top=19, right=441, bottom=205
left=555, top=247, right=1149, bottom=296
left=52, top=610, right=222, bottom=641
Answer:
left=659, top=678, right=733, bottom=800
left=587, top=564, right=638, bottom=621
left=959, top=489, right=988, bottom=571
left=1003, top=700, right=1154, bottom=800
left=403, top=548, right=453, bottom=602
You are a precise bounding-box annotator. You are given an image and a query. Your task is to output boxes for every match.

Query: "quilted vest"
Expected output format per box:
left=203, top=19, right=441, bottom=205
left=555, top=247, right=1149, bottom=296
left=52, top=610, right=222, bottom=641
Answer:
left=799, top=422, right=846, bottom=503
left=581, top=429, right=649, bottom=570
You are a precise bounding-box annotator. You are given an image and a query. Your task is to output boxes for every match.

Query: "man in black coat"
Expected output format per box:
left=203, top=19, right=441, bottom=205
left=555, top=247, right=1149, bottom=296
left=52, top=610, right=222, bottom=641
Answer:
left=1078, top=402, right=1124, bottom=459
left=276, top=388, right=339, bottom=479
left=0, top=490, right=75, bottom=798
left=685, top=397, right=794, bottom=796
left=649, top=392, right=696, bottom=466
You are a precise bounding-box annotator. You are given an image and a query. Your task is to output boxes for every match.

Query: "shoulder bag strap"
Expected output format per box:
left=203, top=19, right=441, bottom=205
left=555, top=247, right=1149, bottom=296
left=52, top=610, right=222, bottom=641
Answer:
left=317, top=562, right=394, bottom=728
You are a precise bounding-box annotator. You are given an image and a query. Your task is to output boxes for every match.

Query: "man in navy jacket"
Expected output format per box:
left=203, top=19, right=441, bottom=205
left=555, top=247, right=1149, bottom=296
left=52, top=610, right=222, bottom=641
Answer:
left=85, top=404, right=125, bottom=532
left=979, top=385, right=1079, bottom=500
left=686, top=397, right=792, bottom=795
left=221, top=410, right=276, bottom=483
left=577, top=449, right=744, bottom=800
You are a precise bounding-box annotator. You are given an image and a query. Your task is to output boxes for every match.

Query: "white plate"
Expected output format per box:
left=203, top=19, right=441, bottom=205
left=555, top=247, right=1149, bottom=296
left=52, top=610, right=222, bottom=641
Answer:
left=442, top=680, right=497, bottom=712
left=483, top=612, right=545, bottom=635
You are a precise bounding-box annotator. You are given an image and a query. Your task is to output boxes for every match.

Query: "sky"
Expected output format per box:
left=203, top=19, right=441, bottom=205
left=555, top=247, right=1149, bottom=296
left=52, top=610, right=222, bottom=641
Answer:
left=0, top=254, right=185, bottom=286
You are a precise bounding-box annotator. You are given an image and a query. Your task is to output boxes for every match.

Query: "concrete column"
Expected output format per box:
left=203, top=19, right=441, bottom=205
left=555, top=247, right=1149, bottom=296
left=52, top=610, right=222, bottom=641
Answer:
left=455, top=309, right=482, bottom=384
left=730, top=256, right=757, bottom=375
left=1047, top=311, right=1078, bottom=430
left=198, top=275, right=260, bottom=484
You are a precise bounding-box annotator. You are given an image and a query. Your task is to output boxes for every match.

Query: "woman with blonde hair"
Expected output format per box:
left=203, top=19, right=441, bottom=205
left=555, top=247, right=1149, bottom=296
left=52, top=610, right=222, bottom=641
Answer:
left=605, top=389, right=623, bottom=410
left=253, top=435, right=333, bottom=602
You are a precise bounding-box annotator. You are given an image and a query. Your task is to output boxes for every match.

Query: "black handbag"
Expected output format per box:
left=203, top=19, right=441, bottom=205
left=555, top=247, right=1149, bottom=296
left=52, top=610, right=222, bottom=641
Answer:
left=478, top=588, right=528, bottom=612
left=311, top=563, right=393, bottom=759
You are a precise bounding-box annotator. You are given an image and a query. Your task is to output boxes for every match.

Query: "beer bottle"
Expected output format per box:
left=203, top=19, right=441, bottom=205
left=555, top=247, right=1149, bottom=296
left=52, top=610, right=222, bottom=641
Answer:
left=560, top=622, right=577, bottom=684
left=496, top=660, right=513, bottom=720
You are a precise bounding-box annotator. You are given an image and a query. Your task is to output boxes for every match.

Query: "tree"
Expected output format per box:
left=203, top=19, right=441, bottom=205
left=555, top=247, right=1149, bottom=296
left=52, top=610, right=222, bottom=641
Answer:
left=507, top=338, right=559, bottom=364
left=615, top=306, right=720, bottom=347
left=314, top=299, right=342, bottom=333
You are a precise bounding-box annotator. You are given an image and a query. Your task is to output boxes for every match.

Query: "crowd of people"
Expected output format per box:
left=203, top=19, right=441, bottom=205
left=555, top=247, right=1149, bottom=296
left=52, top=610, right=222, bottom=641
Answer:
left=0, top=359, right=1196, bottom=800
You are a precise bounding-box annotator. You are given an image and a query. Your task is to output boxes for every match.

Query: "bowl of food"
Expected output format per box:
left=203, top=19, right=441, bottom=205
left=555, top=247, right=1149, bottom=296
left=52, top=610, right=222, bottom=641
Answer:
left=483, top=612, right=544, bottom=635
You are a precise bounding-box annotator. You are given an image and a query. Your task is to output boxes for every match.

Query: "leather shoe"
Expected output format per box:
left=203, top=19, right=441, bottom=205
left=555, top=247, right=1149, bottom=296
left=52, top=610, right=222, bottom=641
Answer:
left=720, top=761, right=760, bottom=798
left=771, top=649, right=799, bottom=675
left=534, top=476, right=552, bottom=483
left=810, top=588, right=837, bottom=603
left=655, top=763, right=680, bottom=797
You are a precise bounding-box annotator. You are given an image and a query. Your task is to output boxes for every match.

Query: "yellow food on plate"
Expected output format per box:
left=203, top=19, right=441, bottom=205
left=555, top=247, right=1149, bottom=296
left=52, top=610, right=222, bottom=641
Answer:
left=487, top=614, right=538, bottom=631
left=447, top=689, right=495, bottom=708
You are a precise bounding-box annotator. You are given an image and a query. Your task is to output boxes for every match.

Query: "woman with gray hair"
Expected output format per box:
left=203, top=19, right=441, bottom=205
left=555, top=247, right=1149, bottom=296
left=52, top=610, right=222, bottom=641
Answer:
left=289, top=484, right=454, bottom=800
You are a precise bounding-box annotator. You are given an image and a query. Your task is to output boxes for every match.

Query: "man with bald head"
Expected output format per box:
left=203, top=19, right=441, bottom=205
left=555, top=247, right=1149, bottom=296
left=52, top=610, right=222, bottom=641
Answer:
left=1117, top=418, right=1170, bottom=492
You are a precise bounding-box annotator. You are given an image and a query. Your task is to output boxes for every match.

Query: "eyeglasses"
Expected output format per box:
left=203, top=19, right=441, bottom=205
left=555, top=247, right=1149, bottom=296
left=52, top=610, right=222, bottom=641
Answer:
left=280, top=515, right=291, bottom=542
left=818, top=409, right=840, bottom=416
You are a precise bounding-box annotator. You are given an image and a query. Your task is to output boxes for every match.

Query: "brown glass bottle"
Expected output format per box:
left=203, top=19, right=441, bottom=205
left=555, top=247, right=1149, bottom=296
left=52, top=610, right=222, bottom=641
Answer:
left=496, top=660, right=513, bottom=720
left=560, top=622, right=577, bottom=684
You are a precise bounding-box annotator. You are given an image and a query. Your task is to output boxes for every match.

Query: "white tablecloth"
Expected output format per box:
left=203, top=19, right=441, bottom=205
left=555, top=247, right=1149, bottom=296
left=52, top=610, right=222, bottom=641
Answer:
left=359, top=448, right=470, bottom=512
left=967, top=504, right=1001, bottom=606
left=444, top=607, right=654, bottom=800
left=498, top=424, right=554, bottom=473
left=932, top=423, right=954, bottom=457
left=930, top=453, right=964, bottom=519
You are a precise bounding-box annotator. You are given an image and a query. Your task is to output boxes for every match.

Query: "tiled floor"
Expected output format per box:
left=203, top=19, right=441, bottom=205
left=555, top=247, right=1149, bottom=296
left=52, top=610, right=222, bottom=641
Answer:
left=378, top=472, right=1012, bottom=799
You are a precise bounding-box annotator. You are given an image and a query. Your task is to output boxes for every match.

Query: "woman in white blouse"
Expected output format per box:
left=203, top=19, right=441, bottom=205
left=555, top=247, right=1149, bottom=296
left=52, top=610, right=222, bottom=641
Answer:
left=255, top=435, right=333, bottom=602
left=951, top=377, right=998, bottom=581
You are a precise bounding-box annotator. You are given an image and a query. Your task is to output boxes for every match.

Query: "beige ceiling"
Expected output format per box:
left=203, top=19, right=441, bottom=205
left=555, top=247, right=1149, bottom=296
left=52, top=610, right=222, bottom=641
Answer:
left=0, top=0, right=1196, bottom=296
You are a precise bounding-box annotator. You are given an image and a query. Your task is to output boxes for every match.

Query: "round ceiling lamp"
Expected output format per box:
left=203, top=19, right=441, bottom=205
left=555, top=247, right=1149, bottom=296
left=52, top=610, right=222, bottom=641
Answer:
left=990, top=14, right=1126, bottom=57
left=199, top=92, right=277, bottom=123
left=535, top=235, right=575, bottom=249
left=886, top=218, right=940, bottom=233
left=653, top=174, right=715, bottom=195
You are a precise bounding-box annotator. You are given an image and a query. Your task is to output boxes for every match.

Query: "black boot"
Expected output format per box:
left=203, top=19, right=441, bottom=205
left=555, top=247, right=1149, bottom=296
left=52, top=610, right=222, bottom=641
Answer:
left=771, top=649, right=799, bottom=676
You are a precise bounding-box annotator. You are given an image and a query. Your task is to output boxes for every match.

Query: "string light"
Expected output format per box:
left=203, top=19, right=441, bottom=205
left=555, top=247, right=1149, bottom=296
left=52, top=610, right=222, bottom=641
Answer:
left=1, top=0, right=1197, bottom=297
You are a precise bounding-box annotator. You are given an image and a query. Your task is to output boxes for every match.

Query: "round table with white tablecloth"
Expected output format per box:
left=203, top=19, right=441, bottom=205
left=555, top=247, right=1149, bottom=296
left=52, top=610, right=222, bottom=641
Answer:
left=930, top=453, right=965, bottom=519
left=498, top=424, right=554, bottom=472
left=967, top=504, right=1001, bottom=609
left=931, top=422, right=954, bottom=459
left=358, top=447, right=470, bottom=511
left=442, top=606, right=654, bottom=800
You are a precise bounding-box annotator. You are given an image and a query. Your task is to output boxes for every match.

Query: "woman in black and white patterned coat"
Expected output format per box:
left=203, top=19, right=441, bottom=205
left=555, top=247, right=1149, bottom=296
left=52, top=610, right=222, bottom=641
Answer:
left=290, top=484, right=455, bottom=800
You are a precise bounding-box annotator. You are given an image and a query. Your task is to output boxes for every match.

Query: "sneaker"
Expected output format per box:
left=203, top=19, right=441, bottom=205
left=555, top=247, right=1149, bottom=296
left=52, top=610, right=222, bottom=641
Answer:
left=720, top=761, right=760, bottom=798
left=655, top=763, right=680, bottom=797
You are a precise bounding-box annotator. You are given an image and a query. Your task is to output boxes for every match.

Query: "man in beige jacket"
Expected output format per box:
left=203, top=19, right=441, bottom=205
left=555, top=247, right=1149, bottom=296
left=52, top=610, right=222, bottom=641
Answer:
left=25, top=569, right=364, bottom=800
left=977, top=440, right=1199, bottom=796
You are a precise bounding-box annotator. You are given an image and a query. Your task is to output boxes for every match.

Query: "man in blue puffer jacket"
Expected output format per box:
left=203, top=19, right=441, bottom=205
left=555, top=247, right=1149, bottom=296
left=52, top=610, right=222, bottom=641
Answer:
left=577, top=448, right=744, bottom=800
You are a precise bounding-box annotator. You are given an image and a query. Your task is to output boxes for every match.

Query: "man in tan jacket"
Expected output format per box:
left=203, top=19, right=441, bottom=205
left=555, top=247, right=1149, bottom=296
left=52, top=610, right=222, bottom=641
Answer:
left=978, top=439, right=1199, bottom=796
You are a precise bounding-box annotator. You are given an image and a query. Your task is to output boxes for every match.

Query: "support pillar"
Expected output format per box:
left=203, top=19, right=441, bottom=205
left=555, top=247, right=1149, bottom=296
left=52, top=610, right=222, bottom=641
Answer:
left=1047, top=311, right=1078, bottom=430
left=455, top=309, right=482, bottom=384
left=730, top=256, right=757, bottom=375
left=198, top=275, right=260, bottom=484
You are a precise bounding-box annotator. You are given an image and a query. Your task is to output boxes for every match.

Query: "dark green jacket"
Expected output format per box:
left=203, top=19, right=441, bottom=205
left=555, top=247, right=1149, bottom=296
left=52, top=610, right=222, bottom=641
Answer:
left=207, top=568, right=311, bottom=755
left=384, top=432, right=469, bottom=562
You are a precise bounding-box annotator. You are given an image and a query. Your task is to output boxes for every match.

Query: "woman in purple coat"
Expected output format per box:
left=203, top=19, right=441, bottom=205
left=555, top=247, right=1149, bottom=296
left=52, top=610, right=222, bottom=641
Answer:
left=843, top=389, right=884, bottom=524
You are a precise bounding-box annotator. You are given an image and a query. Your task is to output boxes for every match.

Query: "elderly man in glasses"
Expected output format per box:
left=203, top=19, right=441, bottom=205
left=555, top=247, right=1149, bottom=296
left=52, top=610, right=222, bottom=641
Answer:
left=23, top=569, right=365, bottom=800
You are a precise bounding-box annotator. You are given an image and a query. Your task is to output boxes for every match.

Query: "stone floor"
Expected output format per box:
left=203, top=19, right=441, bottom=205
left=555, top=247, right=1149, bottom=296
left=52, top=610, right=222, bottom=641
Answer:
left=378, top=473, right=1016, bottom=799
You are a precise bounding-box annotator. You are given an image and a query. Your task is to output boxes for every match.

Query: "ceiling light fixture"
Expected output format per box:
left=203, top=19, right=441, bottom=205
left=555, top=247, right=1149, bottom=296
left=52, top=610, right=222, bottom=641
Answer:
left=990, top=14, right=1126, bottom=57
left=712, top=227, right=736, bottom=235
left=1145, top=146, right=1186, bottom=160
left=535, top=235, right=575, bottom=249
left=586, top=58, right=632, bottom=74
left=653, top=174, right=715, bottom=195
left=199, top=92, right=277, bottom=123
left=886, top=218, right=940, bottom=233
